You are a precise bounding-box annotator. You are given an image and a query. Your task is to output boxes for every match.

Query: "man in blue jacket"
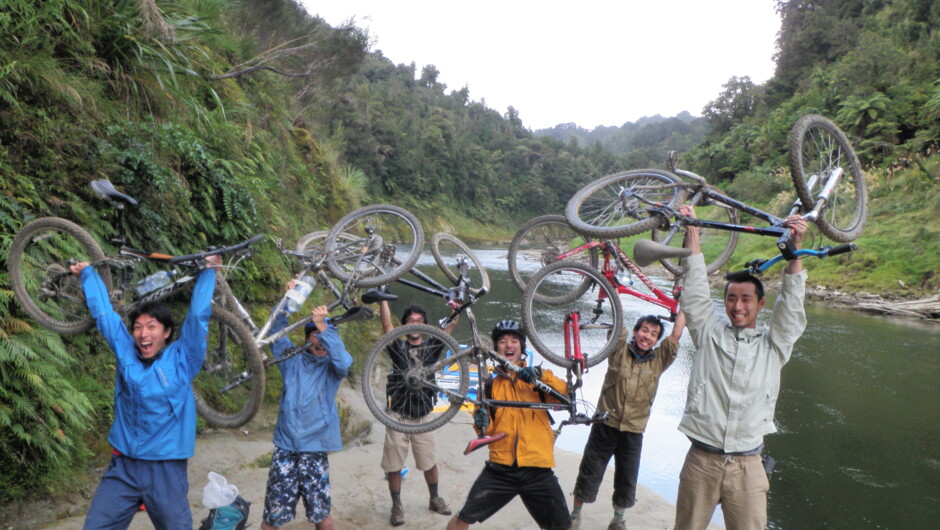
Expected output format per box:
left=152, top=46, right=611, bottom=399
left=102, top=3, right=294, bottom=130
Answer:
left=72, top=255, right=220, bottom=529
left=261, top=289, right=352, bottom=530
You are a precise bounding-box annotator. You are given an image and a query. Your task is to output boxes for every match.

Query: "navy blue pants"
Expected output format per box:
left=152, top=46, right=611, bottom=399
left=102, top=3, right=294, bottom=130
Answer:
left=573, top=423, right=643, bottom=509
left=83, top=454, right=191, bottom=530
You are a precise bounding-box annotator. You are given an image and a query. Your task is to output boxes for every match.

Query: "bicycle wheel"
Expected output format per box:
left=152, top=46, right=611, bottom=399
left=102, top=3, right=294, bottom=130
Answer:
left=565, top=169, right=684, bottom=239
left=789, top=114, right=867, bottom=242
left=521, top=261, right=623, bottom=368
left=361, top=324, right=469, bottom=434
left=8, top=217, right=109, bottom=335
left=508, top=215, right=598, bottom=303
left=296, top=230, right=359, bottom=252
left=652, top=199, right=739, bottom=276
left=429, top=233, right=490, bottom=296
left=325, top=205, right=424, bottom=288
left=193, top=306, right=265, bottom=428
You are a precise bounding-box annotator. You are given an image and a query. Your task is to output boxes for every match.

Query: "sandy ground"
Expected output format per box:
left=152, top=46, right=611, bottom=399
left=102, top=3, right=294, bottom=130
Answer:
left=39, top=383, right=721, bottom=530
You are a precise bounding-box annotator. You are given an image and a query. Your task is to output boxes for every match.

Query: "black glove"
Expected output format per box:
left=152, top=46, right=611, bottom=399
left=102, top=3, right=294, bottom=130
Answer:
left=517, top=366, right=542, bottom=384
left=473, top=408, right=489, bottom=431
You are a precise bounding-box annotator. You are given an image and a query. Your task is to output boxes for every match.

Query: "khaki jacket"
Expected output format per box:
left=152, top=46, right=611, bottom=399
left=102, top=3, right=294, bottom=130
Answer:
left=480, top=362, right=567, bottom=468
left=678, top=253, right=807, bottom=452
left=597, top=329, right=679, bottom=433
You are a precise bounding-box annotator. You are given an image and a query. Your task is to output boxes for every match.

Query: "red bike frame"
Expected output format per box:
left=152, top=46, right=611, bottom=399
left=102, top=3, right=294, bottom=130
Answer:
left=556, top=240, right=680, bottom=320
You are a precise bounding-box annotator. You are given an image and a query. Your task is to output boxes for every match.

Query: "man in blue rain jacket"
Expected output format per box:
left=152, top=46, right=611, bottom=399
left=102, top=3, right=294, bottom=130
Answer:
left=72, top=255, right=220, bottom=529
left=261, top=290, right=352, bottom=530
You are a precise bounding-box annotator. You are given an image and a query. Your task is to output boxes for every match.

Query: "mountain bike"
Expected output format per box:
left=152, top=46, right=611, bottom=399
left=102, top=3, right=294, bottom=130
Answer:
left=360, top=236, right=607, bottom=447
left=506, top=214, right=597, bottom=295
left=7, top=179, right=266, bottom=428
left=518, top=237, right=686, bottom=369
left=206, top=204, right=425, bottom=427
left=564, top=114, right=867, bottom=275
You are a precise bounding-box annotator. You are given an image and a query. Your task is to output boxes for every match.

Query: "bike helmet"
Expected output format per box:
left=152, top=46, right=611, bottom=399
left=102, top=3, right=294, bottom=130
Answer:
left=491, top=320, right=526, bottom=352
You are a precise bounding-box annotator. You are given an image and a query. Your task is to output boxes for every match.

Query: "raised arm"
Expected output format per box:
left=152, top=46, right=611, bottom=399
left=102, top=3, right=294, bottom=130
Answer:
left=72, top=261, right=134, bottom=359
left=666, top=310, right=686, bottom=345
left=178, top=255, right=221, bottom=376
left=783, top=216, right=808, bottom=275
left=379, top=300, right=394, bottom=333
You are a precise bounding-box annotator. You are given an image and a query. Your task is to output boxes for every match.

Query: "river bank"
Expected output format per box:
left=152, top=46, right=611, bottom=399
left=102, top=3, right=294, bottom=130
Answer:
left=15, top=384, right=721, bottom=530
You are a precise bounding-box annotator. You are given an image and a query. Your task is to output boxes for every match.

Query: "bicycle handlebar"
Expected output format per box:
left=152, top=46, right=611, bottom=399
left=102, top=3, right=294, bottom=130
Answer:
left=168, top=234, right=265, bottom=265
left=725, top=243, right=858, bottom=280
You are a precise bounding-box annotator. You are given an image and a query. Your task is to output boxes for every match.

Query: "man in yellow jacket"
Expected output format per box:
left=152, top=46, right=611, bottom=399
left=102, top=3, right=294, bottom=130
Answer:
left=447, top=320, right=571, bottom=530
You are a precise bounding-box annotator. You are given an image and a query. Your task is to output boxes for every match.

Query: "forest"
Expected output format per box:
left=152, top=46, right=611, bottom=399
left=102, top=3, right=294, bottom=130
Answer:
left=0, top=0, right=938, bottom=503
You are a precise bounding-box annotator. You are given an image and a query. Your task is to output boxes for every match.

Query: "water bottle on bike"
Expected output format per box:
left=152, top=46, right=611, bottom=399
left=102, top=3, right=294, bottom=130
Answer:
left=284, top=275, right=315, bottom=313
left=134, top=270, right=177, bottom=296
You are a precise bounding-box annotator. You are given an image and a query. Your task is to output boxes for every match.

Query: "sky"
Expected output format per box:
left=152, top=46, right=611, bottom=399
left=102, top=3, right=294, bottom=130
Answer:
left=301, top=1, right=781, bottom=131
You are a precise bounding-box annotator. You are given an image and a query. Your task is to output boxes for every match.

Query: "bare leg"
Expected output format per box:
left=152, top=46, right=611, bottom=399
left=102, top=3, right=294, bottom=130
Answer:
left=446, top=514, right=470, bottom=530
left=315, top=515, right=334, bottom=530
left=388, top=470, right=402, bottom=497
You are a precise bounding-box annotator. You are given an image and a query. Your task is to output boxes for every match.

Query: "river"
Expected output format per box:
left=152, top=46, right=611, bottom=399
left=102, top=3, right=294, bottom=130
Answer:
left=393, top=245, right=940, bottom=529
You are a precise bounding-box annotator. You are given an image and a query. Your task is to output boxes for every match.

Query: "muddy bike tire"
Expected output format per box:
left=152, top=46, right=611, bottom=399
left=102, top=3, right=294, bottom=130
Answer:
left=325, top=205, right=424, bottom=288
left=521, top=261, right=623, bottom=368
left=652, top=201, right=739, bottom=276
left=8, top=217, right=110, bottom=335
left=361, top=324, right=468, bottom=434
left=429, top=233, right=490, bottom=296
left=565, top=169, right=684, bottom=239
left=194, top=306, right=266, bottom=429
left=789, top=114, right=867, bottom=242
left=507, top=215, right=598, bottom=303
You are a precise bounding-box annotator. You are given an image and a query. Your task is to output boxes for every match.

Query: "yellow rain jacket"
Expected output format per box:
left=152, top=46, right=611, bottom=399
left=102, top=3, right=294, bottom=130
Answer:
left=477, top=362, right=568, bottom=468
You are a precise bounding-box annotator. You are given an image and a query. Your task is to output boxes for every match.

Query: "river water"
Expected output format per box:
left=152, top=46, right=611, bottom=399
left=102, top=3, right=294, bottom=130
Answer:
left=394, top=246, right=940, bottom=529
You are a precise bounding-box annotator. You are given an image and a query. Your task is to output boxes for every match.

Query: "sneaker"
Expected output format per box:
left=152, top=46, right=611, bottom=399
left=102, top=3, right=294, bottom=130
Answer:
left=390, top=503, right=405, bottom=526
left=570, top=510, right=582, bottom=529
left=607, top=518, right=627, bottom=530
left=429, top=496, right=452, bottom=515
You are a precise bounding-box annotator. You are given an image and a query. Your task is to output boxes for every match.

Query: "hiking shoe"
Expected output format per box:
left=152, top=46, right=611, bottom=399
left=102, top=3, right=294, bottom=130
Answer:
left=429, top=496, right=452, bottom=515
left=607, top=518, right=627, bottom=530
left=570, top=510, right=582, bottom=529
left=390, top=503, right=405, bottom=526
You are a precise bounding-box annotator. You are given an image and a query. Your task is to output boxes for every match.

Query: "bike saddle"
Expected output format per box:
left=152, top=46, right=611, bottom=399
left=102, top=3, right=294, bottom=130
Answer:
left=330, top=305, right=374, bottom=324
left=360, top=288, right=399, bottom=304
left=464, top=432, right=506, bottom=455
left=90, top=180, right=139, bottom=207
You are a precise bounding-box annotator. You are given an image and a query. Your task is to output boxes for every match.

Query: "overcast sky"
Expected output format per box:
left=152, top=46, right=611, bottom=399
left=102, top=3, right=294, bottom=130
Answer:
left=301, top=1, right=781, bottom=131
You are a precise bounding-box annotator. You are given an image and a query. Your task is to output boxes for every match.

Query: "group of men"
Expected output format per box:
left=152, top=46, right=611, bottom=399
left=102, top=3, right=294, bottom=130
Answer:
left=72, top=204, right=809, bottom=530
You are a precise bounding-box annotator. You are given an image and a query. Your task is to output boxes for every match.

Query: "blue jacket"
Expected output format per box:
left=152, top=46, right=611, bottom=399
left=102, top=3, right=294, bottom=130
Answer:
left=270, top=310, right=352, bottom=453
left=80, top=266, right=215, bottom=460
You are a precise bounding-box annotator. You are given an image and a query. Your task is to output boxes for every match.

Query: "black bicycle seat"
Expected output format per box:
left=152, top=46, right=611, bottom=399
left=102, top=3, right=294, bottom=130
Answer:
left=330, top=305, right=374, bottom=324
left=361, top=288, right=399, bottom=304
left=90, top=180, right=138, bottom=207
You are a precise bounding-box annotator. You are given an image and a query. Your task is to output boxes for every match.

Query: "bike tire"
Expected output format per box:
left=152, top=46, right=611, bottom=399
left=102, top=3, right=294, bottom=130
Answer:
left=325, top=205, right=424, bottom=288
left=296, top=230, right=330, bottom=252
left=429, top=233, right=490, bottom=296
left=361, top=324, right=469, bottom=434
left=193, top=306, right=265, bottom=429
left=652, top=201, right=739, bottom=276
left=8, top=217, right=110, bottom=335
left=788, top=114, right=867, bottom=242
left=565, top=169, right=684, bottom=239
left=521, top=261, right=623, bottom=368
left=507, top=215, right=598, bottom=303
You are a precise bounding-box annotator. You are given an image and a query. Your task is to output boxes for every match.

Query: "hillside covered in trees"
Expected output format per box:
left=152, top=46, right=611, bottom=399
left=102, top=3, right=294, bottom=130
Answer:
left=0, top=0, right=937, bottom=504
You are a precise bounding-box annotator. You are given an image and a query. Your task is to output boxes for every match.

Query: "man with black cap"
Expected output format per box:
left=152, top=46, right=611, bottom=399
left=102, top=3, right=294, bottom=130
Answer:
left=260, top=280, right=352, bottom=530
left=447, top=320, right=571, bottom=530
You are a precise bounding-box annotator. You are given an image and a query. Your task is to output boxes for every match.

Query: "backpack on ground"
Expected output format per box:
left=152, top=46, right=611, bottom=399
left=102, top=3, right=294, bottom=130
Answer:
left=198, top=495, right=250, bottom=530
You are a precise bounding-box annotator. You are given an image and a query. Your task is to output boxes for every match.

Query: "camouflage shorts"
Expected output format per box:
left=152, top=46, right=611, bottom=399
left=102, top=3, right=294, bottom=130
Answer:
left=262, top=448, right=331, bottom=526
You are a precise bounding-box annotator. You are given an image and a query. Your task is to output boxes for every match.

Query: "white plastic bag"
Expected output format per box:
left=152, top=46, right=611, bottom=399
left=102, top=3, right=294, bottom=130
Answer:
left=202, top=471, right=239, bottom=509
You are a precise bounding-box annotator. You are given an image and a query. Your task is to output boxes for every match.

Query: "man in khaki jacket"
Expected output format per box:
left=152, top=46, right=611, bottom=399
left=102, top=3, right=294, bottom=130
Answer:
left=571, top=312, right=686, bottom=530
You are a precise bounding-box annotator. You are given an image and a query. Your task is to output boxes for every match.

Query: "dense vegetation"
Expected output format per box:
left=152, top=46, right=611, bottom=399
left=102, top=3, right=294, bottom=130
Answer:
left=0, top=0, right=937, bottom=503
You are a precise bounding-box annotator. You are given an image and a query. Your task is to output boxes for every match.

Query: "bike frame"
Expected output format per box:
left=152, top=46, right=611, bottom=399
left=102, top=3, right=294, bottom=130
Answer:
left=555, top=240, right=680, bottom=320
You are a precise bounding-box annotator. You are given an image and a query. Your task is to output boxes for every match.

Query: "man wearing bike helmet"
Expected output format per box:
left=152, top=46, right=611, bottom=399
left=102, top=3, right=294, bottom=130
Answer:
left=447, top=320, right=571, bottom=530
left=378, top=301, right=458, bottom=526
left=260, top=278, right=352, bottom=530
left=570, top=311, right=686, bottom=530
left=675, top=204, right=807, bottom=530
left=69, top=255, right=220, bottom=529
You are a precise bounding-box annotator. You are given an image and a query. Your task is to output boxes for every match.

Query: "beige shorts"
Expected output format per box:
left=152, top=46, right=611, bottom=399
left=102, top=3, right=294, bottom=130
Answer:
left=380, top=413, right=437, bottom=472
